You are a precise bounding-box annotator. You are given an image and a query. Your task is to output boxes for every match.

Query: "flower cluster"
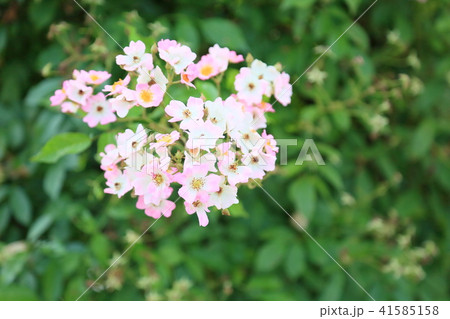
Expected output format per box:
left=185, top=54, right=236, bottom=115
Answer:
left=50, top=39, right=292, bottom=226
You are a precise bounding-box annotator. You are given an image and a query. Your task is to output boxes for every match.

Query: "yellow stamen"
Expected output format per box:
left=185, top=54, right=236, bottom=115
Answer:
left=140, top=89, right=153, bottom=103
left=200, top=65, right=213, bottom=77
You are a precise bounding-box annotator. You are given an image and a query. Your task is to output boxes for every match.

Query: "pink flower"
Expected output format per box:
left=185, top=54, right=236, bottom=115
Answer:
left=184, top=192, right=211, bottom=227
left=204, top=98, right=227, bottom=131
left=150, top=131, right=180, bottom=150
left=262, top=130, right=278, bottom=155
left=196, top=54, right=220, bottom=80
left=104, top=171, right=132, bottom=198
left=82, top=93, right=116, bottom=127
left=136, top=83, right=164, bottom=108
left=136, top=196, right=175, bottom=219
left=229, top=50, right=244, bottom=63
left=251, top=60, right=279, bottom=83
left=241, top=149, right=276, bottom=179
left=137, top=66, right=168, bottom=92
left=185, top=119, right=224, bottom=150
left=180, top=64, right=197, bottom=88
left=63, top=80, right=93, bottom=105
left=110, top=88, right=136, bottom=118
left=100, top=144, right=121, bottom=180
left=217, top=151, right=251, bottom=186
left=78, top=70, right=111, bottom=85
left=165, top=97, right=204, bottom=129
left=209, top=176, right=239, bottom=209
left=177, top=164, right=221, bottom=203
left=184, top=148, right=217, bottom=173
left=61, top=101, right=79, bottom=113
left=50, top=89, right=66, bottom=106
left=157, top=39, right=178, bottom=51
left=274, top=72, right=292, bottom=106
left=103, top=75, right=131, bottom=95
left=158, top=39, right=196, bottom=74
left=100, top=144, right=120, bottom=168
left=132, top=161, right=173, bottom=205
left=116, top=124, right=147, bottom=158
left=234, top=67, right=268, bottom=105
left=208, top=44, right=230, bottom=72
left=116, top=40, right=153, bottom=72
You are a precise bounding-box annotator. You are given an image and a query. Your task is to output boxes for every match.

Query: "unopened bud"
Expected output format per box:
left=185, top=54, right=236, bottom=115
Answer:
left=151, top=43, right=158, bottom=55
left=245, top=53, right=254, bottom=65
left=222, top=209, right=230, bottom=216
left=274, top=62, right=282, bottom=72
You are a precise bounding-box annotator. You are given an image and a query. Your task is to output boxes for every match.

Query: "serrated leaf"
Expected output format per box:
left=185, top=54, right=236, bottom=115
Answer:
left=32, top=132, right=91, bottom=163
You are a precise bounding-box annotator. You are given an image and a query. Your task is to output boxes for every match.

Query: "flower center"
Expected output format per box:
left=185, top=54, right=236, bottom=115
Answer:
left=251, top=156, right=259, bottom=164
left=182, top=73, right=190, bottom=83
left=153, top=173, right=164, bottom=186
left=158, top=135, right=173, bottom=144
left=248, top=83, right=255, bottom=90
left=190, top=177, right=204, bottom=191
left=200, top=65, right=213, bottom=77
left=114, top=182, right=121, bottom=190
left=228, top=163, right=237, bottom=172
left=90, top=74, right=99, bottom=82
left=182, top=109, right=191, bottom=118
left=133, top=56, right=139, bottom=62
left=112, top=79, right=123, bottom=91
left=96, top=106, right=103, bottom=112
left=140, top=89, right=153, bottom=103
left=192, top=200, right=202, bottom=208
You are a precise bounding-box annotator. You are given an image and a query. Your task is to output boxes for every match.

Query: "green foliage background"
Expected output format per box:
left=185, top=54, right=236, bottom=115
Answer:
left=0, top=0, right=449, bottom=301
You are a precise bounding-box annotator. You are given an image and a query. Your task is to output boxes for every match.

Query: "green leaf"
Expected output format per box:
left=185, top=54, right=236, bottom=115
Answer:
left=0, top=205, right=10, bottom=236
left=9, top=187, right=32, bottom=226
left=42, top=261, right=64, bottom=300
left=200, top=18, right=248, bottom=51
left=175, top=16, right=200, bottom=51
left=97, top=132, right=117, bottom=155
left=0, top=286, right=38, bottom=301
left=43, top=163, right=66, bottom=200
left=27, top=214, right=54, bottom=241
left=25, top=77, right=62, bottom=108
left=32, top=132, right=91, bottom=163
left=228, top=201, right=249, bottom=218
left=195, top=81, right=219, bottom=100
left=28, top=0, right=58, bottom=30
left=90, top=234, right=111, bottom=264
left=284, top=244, right=306, bottom=279
left=255, top=241, right=287, bottom=272
left=408, top=120, right=435, bottom=159
left=331, top=109, right=351, bottom=132
left=288, top=177, right=317, bottom=219
left=319, top=273, right=345, bottom=300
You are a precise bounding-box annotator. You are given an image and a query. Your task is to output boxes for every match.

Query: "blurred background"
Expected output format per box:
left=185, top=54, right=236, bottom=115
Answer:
left=0, top=0, right=449, bottom=301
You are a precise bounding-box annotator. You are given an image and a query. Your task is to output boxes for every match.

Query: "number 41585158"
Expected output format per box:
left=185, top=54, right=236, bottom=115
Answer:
left=379, top=305, right=439, bottom=316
